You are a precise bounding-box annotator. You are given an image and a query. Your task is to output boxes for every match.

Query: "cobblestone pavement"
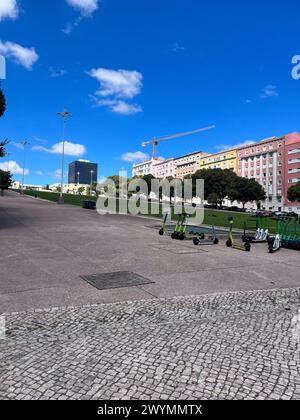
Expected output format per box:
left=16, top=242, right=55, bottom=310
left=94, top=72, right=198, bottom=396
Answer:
left=1, top=287, right=300, bottom=400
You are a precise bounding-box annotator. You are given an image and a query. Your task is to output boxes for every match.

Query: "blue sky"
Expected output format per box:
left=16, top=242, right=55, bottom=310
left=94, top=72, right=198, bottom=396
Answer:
left=0, top=0, right=300, bottom=185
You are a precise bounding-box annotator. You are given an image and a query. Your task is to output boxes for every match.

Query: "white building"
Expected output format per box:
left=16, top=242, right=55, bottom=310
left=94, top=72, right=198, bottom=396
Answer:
left=11, top=181, right=45, bottom=191
left=132, top=158, right=164, bottom=177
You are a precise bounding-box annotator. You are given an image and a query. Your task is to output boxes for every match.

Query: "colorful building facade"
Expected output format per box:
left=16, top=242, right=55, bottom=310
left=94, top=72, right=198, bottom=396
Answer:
left=152, top=158, right=175, bottom=179
left=283, top=132, right=300, bottom=212
left=132, top=158, right=164, bottom=178
left=131, top=131, right=300, bottom=213
left=174, top=152, right=209, bottom=180
left=200, top=149, right=237, bottom=172
left=237, top=136, right=285, bottom=210
left=237, top=133, right=300, bottom=212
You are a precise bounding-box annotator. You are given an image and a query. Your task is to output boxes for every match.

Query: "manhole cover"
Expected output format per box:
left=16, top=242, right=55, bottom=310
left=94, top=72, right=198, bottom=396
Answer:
left=80, top=271, right=154, bottom=290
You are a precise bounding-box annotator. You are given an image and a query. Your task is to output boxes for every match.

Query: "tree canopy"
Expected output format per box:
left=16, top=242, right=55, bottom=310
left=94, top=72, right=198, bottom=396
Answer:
left=192, top=168, right=266, bottom=208
left=287, top=183, right=300, bottom=203
left=0, top=89, right=6, bottom=118
left=229, top=176, right=266, bottom=208
left=0, top=170, right=12, bottom=194
left=0, top=139, right=9, bottom=158
left=192, top=168, right=237, bottom=208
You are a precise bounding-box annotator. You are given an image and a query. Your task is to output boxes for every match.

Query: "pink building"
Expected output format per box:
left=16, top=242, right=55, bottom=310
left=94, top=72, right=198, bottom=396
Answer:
left=237, top=132, right=300, bottom=212
left=152, top=158, right=175, bottom=179
left=237, top=136, right=285, bottom=211
left=283, top=132, right=300, bottom=212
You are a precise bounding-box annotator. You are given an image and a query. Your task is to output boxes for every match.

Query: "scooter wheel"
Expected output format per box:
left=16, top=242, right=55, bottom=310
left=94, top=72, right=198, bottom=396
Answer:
left=159, top=229, right=164, bottom=236
left=245, top=243, right=251, bottom=252
left=179, top=233, right=185, bottom=241
left=193, top=238, right=200, bottom=246
left=226, top=239, right=233, bottom=247
left=214, top=238, right=219, bottom=245
left=199, top=233, right=205, bottom=240
left=171, top=233, right=176, bottom=239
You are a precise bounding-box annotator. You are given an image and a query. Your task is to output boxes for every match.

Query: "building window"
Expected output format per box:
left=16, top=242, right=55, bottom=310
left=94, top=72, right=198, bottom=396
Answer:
left=288, top=158, right=300, bottom=164
left=288, top=148, right=300, bottom=155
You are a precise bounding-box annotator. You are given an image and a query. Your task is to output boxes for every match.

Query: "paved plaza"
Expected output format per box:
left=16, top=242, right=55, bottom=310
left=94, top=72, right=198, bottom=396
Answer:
left=0, top=193, right=300, bottom=400
left=1, top=287, right=299, bottom=400
left=1, top=192, right=300, bottom=313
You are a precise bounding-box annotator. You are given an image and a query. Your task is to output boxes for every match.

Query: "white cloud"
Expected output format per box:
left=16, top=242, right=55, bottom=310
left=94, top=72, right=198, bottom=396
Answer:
left=33, top=136, right=48, bottom=145
left=36, top=170, right=43, bottom=176
left=66, top=0, right=99, bottom=16
left=0, top=0, right=19, bottom=21
left=32, top=141, right=86, bottom=157
left=172, top=43, right=186, bottom=52
left=11, top=141, right=24, bottom=150
left=62, top=23, right=74, bottom=36
left=93, top=98, right=142, bottom=115
left=0, top=161, right=29, bottom=175
left=49, top=67, right=66, bottom=78
left=89, top=68, right=143, bottom=99
left=260, top=85, right=279, bottom=99
left=89, top=68, right=143, bottom=115
left=0, top=41, right=39, bottom=70
left=55, top=169, right=62, bottom=180
left=214, top=140, right=256, bottom=151
left=121, top=151, right=149, bottom=163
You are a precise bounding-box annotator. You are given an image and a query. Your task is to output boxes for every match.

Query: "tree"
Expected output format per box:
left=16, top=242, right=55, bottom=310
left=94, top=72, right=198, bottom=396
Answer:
left=0, top=139, right=9, bottom=158
left=288, top=183, right=300, bottom=202
left=107, top=175, right=128, bottom=197
left=0, top=89, right=6, bottom=118
left=142, top=174, right=156, bottom=195
left=229, top=177, right=266, bottom=208
left=78, top=186, right=85, bottom=195
left=192, top=168, right=237, bottom=208
left=0, top=170, right=12, bottom=196
left=206, top=192, right=220, bottom=207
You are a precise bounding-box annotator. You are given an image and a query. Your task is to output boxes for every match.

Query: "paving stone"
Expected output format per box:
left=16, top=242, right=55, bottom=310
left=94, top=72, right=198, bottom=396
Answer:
left=0, top=287, right=300, bottom=400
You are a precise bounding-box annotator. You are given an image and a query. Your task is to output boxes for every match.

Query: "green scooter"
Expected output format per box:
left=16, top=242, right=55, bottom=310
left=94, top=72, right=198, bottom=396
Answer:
left=226, top=217, right=251, bottom=252
left=171, top=213, right=188, bottom=240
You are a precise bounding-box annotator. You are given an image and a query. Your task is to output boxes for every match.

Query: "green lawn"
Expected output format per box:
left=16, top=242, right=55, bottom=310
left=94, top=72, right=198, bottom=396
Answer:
left=203, top=210, right=277, bottom=233
left=23, top=190, right=96, bottom=206
left=22, top=189, right=278, bottom=233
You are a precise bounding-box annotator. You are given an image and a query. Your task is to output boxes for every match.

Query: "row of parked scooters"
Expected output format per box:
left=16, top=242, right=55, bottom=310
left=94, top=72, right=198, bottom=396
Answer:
left=159, top=213, right=219, bottom=246
left=158, top=213, right=300, bottom=254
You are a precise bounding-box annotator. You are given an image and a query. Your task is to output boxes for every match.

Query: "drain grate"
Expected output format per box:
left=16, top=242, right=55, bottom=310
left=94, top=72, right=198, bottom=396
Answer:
left=80, top=271, right=154, bottom=290
left=150, top=244, right=208, bottom=254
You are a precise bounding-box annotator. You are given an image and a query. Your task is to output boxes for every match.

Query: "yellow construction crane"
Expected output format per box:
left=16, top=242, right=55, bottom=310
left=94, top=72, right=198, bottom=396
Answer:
left=142, top=125, right=216, bottom=159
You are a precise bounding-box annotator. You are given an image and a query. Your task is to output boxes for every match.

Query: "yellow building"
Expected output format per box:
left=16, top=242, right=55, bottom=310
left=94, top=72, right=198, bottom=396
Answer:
left=200, top=148, right=238, bottom=173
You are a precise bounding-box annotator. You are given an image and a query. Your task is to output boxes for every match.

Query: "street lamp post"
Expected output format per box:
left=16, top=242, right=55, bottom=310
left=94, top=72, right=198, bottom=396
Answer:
left=90, top=170, right=94, bottom=195
left=57, top=109, right=72, bottom=204
left=21, top=141, right=29, bottom=194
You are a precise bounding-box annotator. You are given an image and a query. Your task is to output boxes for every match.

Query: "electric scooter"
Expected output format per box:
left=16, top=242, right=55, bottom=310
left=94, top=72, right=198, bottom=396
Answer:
left=171, top=214, right=187, bottom=240
left=242, top=217, right=269, bottom=243
left=226, top=217, right=251, bottom=251
left=159, top=212, right=170, bottom=236
left=280, top=217, right=300, bottom=250
left=268, top=234, right=281, bottom=253
left=193, top=215, right=219, bottom=246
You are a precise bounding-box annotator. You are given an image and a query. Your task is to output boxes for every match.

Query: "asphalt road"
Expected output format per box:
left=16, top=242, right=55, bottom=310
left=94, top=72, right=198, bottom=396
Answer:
left=1, top=191, right=300, bottom=313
